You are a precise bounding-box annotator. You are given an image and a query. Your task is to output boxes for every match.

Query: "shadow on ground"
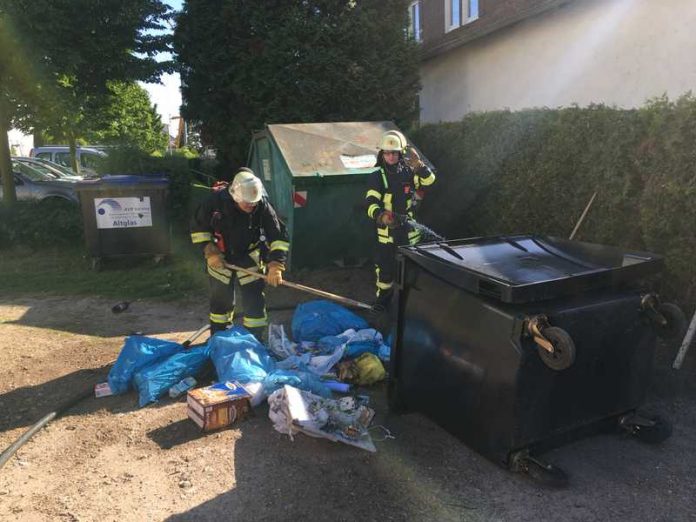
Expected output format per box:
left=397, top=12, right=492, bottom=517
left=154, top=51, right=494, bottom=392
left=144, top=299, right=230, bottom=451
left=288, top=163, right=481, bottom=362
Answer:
left=161, top=349, right=696, bottom=522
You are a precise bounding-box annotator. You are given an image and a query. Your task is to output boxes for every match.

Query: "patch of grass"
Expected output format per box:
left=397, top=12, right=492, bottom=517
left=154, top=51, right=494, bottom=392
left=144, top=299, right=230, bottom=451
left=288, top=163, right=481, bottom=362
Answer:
left=0, top=238, right=208, bottom=302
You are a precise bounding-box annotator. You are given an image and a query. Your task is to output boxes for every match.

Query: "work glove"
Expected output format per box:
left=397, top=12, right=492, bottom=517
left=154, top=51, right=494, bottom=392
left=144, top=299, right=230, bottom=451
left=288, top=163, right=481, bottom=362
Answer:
left=204, top=242, right=225, bottom=270
left=266, top=261, right=285, bottom=287
left=376, top=210, right=397, bottom=228
left=405, top=147, right=425, bottom=171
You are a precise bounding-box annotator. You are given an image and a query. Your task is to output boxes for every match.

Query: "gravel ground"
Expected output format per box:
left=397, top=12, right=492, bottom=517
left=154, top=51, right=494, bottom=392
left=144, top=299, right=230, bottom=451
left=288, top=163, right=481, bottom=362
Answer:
left=1, top=271, right=695, bottom=521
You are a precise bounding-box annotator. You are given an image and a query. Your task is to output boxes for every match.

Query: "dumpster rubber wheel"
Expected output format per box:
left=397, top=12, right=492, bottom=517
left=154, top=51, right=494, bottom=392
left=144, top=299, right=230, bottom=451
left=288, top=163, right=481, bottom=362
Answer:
left=628, top=414, right=673, bottom=444
left=655, top=303, right=687, bottom=341
left=537, top=326, right=576, bottom=371
left=525, top=457, right=569, bottom=489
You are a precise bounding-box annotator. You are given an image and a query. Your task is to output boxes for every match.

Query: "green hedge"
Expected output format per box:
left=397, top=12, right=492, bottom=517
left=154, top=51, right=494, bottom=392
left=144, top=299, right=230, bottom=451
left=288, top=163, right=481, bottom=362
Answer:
left=413, top=95, right=696, bottom=306
left=97, top=148, right=199, bottom=228
left=0, top=200, right=83, bottom=249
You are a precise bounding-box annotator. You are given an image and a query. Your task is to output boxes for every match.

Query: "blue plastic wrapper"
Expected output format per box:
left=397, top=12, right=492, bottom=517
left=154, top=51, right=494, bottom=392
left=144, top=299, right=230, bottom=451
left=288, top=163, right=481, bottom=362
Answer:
left=262, top=369, right=332, bottom=398
left=291, top=300, right=369, bottom=342
left=209, top=327, right=276, bottom=383
left=108, top=336, right=184, bottom=395
left=133, top=344, right=211, bottom=407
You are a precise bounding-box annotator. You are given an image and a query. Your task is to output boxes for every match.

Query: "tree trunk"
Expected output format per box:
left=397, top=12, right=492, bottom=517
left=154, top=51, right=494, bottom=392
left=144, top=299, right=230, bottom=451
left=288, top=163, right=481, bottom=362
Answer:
left=33, top=126, right=45, bottom=148
left=0, top=101, right=17, bottom=207
left=68, top=130, right=80, bottom=174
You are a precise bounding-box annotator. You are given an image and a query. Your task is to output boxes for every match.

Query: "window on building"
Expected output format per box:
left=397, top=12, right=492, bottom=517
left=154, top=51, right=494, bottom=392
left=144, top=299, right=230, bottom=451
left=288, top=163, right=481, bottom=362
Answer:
left=409, top=1, right=422, bottom=42
left=446, top=0, right=479, bottom=32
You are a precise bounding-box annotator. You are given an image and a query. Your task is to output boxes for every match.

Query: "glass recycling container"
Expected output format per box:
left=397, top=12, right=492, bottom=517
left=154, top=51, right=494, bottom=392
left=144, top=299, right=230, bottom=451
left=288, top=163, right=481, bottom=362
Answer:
left=75, top=175, right=170, bottom=268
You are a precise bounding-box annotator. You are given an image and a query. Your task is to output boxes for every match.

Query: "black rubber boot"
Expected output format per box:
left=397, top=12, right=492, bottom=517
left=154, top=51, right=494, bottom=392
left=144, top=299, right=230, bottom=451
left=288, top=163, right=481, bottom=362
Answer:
left=247, top=326, right=266, bottom=345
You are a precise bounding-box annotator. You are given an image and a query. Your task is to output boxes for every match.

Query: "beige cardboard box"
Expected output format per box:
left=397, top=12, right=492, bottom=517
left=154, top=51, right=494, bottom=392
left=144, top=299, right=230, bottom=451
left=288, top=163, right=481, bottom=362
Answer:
left=187, top=382, right=251, bottom=432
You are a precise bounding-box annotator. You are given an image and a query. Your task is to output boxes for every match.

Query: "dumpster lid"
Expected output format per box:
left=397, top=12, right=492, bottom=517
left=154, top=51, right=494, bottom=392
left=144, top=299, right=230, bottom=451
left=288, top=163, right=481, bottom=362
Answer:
left=265, top=122, right=435, bottom=177
left=400, top=235, right=664, bottom=303
left=76, top=175, right=169, bottom=186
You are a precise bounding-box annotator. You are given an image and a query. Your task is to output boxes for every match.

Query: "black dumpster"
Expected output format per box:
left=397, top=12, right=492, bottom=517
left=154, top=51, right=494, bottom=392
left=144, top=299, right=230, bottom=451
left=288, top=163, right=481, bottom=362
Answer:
left=75, top=175, right=170, bottom=268
left=389, top=235, right=682, bottom=484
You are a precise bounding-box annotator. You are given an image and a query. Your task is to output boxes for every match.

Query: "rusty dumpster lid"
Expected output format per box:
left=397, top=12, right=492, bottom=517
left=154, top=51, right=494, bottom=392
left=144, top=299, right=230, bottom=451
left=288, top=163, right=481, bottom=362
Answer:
left=265, top=121, right=434, bottom=177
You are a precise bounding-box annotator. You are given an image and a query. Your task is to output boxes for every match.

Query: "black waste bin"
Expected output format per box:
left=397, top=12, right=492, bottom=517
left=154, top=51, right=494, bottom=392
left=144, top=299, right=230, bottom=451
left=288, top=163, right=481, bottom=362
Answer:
left=389, top=235, right=681, bottom=483
left=76, top=175, right=170, bottom=268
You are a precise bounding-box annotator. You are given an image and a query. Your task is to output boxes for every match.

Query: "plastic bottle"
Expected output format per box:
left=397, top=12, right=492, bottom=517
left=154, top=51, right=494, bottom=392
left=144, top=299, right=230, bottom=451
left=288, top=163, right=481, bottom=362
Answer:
left=169, top=376, right=197, bottom=398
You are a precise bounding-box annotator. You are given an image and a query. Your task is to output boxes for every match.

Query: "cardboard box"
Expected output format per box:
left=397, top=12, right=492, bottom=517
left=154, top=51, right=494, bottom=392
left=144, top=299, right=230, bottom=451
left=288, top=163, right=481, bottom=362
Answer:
left=187, top=381, right=251, bottom=432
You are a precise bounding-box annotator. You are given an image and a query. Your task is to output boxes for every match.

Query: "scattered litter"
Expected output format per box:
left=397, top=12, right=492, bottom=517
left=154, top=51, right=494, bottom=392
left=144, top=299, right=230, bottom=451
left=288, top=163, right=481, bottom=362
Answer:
left=94, top=382, right=113, bottom=398
left=169, top=377, right=197, bottom=398
left=133, top=344, right=210, bottom=407
left=187, top=381, right=251, bottom=432
left=324, top=380, right=350, bottom=393
left=111, top=301, right=130, bottom=314
left=262, top=369, right=331, bottom=398
left=108, top=336, right=184, bottom=395
left=268, top=385, right=376, bottom=452
left=338, top=353, right=386, bottom=386
left=369, top=425, right=396, bottom=442
left=292, top=300, right=369, bottom=342
left=210, top=327, right=275, bottom=384
left=267, top=324, right=297, bottom=360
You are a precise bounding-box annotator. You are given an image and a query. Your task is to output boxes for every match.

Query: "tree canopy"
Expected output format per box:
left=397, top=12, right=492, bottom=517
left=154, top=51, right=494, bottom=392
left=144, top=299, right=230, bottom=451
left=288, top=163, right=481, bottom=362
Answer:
left=174, top=0, right=420, bottom=169
left=83, top=82, right=167, bottom=154
left=0, top=0, right=173, bottom=203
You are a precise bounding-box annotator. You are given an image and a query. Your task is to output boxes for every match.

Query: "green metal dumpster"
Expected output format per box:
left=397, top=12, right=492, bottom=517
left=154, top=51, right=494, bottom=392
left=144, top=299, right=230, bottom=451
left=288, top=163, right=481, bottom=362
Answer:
left=75, top=175, right=170, bottom=269
left=247, top=122, right=432, bottom=269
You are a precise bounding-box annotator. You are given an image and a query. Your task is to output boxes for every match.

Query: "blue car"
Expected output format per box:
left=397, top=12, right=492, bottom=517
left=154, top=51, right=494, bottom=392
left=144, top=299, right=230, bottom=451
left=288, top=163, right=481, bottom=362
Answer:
left=0, top=159, right=79, bottom=204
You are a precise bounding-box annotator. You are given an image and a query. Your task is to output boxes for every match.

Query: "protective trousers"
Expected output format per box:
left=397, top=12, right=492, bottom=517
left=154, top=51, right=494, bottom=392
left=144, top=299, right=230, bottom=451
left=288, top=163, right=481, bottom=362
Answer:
left=207, top=253, right=268, bottom=341
left=374, top=241, right=397, bottom=308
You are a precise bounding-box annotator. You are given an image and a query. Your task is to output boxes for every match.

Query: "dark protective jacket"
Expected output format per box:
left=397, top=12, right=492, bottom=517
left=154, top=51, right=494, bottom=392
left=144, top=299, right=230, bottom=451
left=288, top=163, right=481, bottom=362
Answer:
left=364, top=159, right=436, bottom=246
left=190, top=189, right=289, bottom=265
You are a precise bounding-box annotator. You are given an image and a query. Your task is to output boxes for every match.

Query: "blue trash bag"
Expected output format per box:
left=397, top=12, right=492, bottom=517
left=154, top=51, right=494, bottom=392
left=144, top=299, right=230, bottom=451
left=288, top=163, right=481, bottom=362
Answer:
left=209, top=327, right=276, bottom=383
left=292, top=300, right=369, bottom=342
left=380, top=333, right=393, bottom=362
left=344, top=339, right=381, bottom=359
left=108, top=336, right=184, bottom=395
left=262, top=369, right=332, bottom=398
left=133, top=344, right=211, bottom=407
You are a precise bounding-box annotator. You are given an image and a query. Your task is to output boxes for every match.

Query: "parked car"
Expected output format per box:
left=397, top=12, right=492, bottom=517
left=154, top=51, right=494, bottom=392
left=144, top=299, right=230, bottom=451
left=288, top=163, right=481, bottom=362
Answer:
left=12, top=156, right=84, bottom=181
left=30, top=146, right=107, bottom=176
left=0, top=159, right=79, bottom=204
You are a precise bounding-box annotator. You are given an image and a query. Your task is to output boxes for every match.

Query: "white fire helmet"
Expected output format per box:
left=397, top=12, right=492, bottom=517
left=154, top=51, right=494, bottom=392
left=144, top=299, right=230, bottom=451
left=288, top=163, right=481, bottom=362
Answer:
left=379, top=130, right=408, bottom=152
left=229, top=168, right=264, bottom=204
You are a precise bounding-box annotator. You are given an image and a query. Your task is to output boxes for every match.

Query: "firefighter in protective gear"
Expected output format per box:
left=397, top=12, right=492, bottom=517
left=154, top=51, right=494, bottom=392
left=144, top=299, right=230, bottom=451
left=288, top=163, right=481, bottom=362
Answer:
left=190, top=167, right=289, bottom=340
left=365, top=131, right=436, bottom=311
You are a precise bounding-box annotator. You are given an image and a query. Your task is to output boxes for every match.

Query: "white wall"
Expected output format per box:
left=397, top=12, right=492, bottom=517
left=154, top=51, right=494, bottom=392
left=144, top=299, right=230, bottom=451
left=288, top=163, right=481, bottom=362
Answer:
left=7, top=129, right=33, bottom=157
left=420, top=0, right=696, bottom=123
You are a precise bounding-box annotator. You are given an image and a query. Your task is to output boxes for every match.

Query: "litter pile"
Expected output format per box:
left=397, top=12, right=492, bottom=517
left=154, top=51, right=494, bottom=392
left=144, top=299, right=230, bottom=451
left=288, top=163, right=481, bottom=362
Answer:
left=103, top=300, right=391, bottom=451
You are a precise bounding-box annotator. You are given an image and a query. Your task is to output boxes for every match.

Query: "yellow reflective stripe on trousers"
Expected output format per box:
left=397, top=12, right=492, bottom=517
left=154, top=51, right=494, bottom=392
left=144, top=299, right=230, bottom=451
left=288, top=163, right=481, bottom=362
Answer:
left=208, top=265, right=232, bottom=284
left=191, top=232, right=212, bottom=243
left=237, top=266, right=260, bottom=286
left=270, top=240, right=289, bottom=252
left=243, top=314, right=268, bottom=328
left=375, top=266, right=393, bottom=291
left=210, top=312, right=231, bottom=324
left=377, top=226, right=390, bottom=237
left=367, top=203, right=380, bottom=219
